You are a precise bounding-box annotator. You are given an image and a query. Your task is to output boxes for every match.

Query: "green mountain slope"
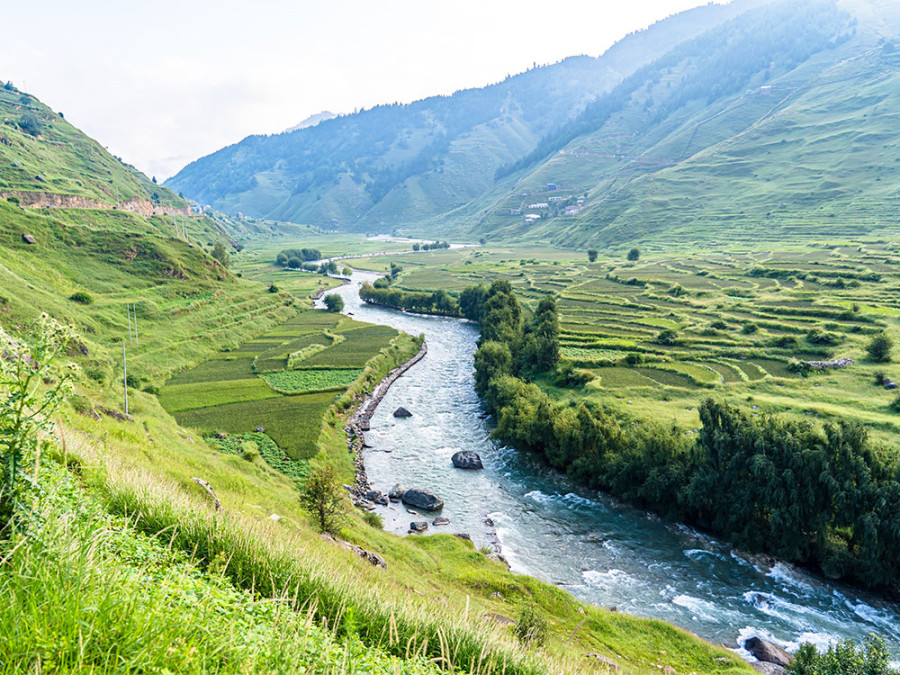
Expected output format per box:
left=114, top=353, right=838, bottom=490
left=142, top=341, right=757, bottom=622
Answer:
left=466, top=0, right=900, bottom=247
left=166, top=1, right=743, bottom=229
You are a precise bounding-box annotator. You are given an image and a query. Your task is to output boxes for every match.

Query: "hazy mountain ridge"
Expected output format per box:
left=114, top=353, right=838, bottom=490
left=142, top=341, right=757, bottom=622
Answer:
left=166, top=1, right=741, bottom=228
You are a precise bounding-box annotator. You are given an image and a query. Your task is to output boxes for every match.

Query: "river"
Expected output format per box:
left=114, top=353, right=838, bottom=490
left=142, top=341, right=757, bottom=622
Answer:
left=323, top=270, right=900, bottom=663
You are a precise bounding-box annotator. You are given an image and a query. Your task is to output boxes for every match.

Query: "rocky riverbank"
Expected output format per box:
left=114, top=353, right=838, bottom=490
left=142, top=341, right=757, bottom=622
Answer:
left=344, top=341, right=428, bottom=504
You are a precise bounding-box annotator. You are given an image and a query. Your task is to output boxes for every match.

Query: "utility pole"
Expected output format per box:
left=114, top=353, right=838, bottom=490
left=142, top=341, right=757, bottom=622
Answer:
left=132, top=303, right=139, bottom=345
left=122, top=341, right=129, bottom=415
left=126, top=304, right=133, bottom=343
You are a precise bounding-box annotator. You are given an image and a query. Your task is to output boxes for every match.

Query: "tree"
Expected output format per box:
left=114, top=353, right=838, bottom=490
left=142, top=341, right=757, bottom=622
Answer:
left=211, top=241, right=230, bottom=268
left=587, top=249, right=598, bottom=263
left=655, top=328, right=678, bottom=345
left=298, top=465, right=345, bottom=534
left=867, top=333, right=893, bottom=363
left=323, top=294, right=344, bottom=312
left=17, top=113, right=42, bottom=136
left=627, top=248, right=640, bottom=261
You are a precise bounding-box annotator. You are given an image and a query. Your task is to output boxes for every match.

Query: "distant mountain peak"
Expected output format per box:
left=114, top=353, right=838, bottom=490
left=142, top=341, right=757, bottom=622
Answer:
left=285, top=111, right=337, bottom=133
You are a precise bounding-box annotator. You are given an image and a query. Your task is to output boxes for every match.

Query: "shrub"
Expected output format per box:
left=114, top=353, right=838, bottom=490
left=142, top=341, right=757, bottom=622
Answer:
left=866, top=333, right=893, bottom=363
left=655, top=328, right=678, bottom=345
left=362, top=510, right=383, bottom=529
left=18, top=113, right=42, bottom=136
left=69, top=291, right=93, bottom=305
left=710, top=320, right=728, bottom=330
left=267, top=283, right=279, bottom=293
left=889, top=396, right=900, bottom=413
left=587, top=249, right=598, bottom=262
left=741, top=323, right=759, bottom=335
left=873, top=370, right=887, bottom=386
left=7, top=196, right=20, bottom=205
left=806, top=328, right=841, bottom=345
left=125, top=373, right=141, bottom=389
left=514, top=604, right=549, bottom=648
left=323, top=294, right=344, bottom=313
left=624, top=352, right=644, bottom=365
left=787, top=636, right=897, bottom=674
left=627, top=247, right=640, bottom=261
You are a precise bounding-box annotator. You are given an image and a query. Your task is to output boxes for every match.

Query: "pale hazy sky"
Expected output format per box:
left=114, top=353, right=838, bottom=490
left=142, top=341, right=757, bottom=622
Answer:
left=1, top=0, right=725, bottom=180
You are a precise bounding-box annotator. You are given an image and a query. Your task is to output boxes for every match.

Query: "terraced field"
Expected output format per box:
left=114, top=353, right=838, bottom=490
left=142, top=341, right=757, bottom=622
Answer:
left=353, top=243, right=900, bottom=442
left=161, top=310, right=401, bottom=459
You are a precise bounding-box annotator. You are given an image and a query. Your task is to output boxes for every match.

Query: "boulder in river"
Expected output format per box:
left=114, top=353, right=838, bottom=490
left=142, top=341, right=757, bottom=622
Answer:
left=433, top=516, right=450, bottom=526
left=388, top=484, right=406, bottom=501
left=451, top=450, right=483, bottom=470
left=744, top=638, right=792, bottom=668
left=409, top=521, right=428, bottom=533
left=393, top=406, right=413, bottom=418
left=401, top=488, right=444, bottom=511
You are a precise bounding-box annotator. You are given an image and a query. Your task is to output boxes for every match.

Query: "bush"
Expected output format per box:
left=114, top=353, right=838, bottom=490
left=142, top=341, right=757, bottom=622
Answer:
left=655, top=328, right=678, bottom=345
left=69, top=291, right=93, bottom=305
left=587, top=249, right=598, bottom=262
left=787, top=636, right=897, bottom=674
left=18, top=113, right=42, bottom=136
left=889, top=396, right=900, bottom=414
left=624, top=352, right=644, bottom=365
left=125, top=373, right=141, bottom=389
left=806, top=328, right=841, bottom=345
left=267, top=283, right=279, bottom=293
left=741, top=323, right=759, bottom=335
left=866, top=333, right=893, bottom=363
left=627, top=247, right=640, bottom=261
left=514, top=604, right=549, bottom=648
left=873, top=370, right=887, bottom=386
left=323, top=294, right=344, bottom=313
left=710, top=320, right=728, bottom=330
left=7, top=196, right=20, bottom=205
left=362, top=510, right=383, bottom=529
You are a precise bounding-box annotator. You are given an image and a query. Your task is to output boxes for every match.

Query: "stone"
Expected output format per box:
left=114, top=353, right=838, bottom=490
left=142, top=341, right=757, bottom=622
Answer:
left=663, top=667, right=676, bottom=674
left=364, top=489, right=383, bottom=502
left=584, top=654, right=620, bottom=671
left=409, top=521, right=428, bottom=533
left=256, top=425, right=265, bottom=432
left=388, top=483, right=406, bottom=501
left=454, top=532, right=472, bottom=541
left=451, top=450, right=484, bottom=470
left=393, top=406, right=413, bottom=418
left=401, top=488, right=444, bottom=511
left=484, top=613, right=515, bottom=626
left=751, top=664, right=785, bottom=675
left=886, top=382, right=899, bottom=390
left=21, top=233, right=36, bottom=244
left=350, top=545, right=387, bottom=568
left=744, top=638, right=792, bottom=668
left=433, top=516, right=451, bottom=526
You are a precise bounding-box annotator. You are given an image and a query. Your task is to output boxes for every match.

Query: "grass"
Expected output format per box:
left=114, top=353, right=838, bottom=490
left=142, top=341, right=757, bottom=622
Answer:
left=159, top=377, right=280, bottom=412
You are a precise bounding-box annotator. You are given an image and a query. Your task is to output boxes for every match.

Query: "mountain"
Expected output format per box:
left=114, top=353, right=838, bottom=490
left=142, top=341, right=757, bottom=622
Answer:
left=166, top=0, right=745, bottom=229
left=285, top=111, right=337, bottom=133
left=464, top=0, right=900, bottom=247
left=169, top=0, right=900, bottom=247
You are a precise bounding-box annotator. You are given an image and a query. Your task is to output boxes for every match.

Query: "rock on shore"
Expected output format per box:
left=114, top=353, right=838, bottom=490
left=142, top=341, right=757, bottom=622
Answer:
left=401, top=488, right=444, bottom=511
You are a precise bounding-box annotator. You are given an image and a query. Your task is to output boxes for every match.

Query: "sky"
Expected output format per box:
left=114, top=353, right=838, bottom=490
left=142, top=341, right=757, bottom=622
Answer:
left=1, top=0, right=726, bottom=180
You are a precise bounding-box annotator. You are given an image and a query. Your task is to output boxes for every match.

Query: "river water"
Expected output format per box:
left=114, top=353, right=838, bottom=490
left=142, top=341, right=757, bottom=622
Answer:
left=325, top=270, right=900, bottom=662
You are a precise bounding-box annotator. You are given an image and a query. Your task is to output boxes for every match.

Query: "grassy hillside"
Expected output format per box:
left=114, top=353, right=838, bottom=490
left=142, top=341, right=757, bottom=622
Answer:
left=0, top=81, right=184, bottom=207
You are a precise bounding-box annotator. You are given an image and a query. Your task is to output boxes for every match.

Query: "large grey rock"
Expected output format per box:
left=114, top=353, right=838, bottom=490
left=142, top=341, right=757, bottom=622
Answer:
left=388, top=484, right=406, bottom=501
left=752, top=663, right=785, bottom=675
left=433, top=516, right=451, bottom=526
left=402, top=488, right=444, bottom=511
left=409, top=521, right=428, bottom=533
left=21, top=233, right=36, bottom=244
left=350, top=545, right=387, bottom=568
left=393, top=406, right=413, bottom=418
left=451, top=450, right=484, bottom=470
left=745, top=638, right=792, bottom=668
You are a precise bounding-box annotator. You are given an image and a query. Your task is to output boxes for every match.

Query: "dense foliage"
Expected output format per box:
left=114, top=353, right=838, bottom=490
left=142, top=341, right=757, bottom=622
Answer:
left=787, top=637, right=898, bottom=674
left=276, top=248, right=322, bottom=266
left=469, top=283, right=900, bottom=591
left=359, top=282, right=461, bottom=316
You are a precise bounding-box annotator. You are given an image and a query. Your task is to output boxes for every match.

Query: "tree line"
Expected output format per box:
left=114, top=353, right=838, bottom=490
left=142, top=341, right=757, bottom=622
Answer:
left=463, top=282, right=900, bottom=592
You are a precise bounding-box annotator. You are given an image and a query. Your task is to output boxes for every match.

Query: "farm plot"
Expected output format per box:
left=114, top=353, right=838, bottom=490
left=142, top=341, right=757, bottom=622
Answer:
left=161, top=309, right=400, bottom=460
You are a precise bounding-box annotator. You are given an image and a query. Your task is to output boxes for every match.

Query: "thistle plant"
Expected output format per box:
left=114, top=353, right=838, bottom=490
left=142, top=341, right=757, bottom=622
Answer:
left=0, top=314, right=78, bottom=530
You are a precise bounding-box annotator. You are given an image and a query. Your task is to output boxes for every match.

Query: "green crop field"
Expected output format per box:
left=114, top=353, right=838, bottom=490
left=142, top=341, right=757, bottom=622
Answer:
left=260, top=368, right=363, bottom=394
left=161, top=309, right=400, bottom=459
